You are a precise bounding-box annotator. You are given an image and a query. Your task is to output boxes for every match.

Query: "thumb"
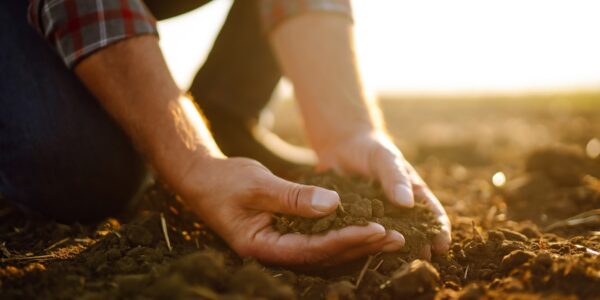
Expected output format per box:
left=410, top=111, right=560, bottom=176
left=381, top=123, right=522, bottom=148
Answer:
left=257, top=174, right=340, bottom=217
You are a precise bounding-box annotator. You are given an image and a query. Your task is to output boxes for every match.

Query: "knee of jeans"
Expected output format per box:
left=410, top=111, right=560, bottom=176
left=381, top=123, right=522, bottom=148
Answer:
left=1, top=150, right=147, bottom=223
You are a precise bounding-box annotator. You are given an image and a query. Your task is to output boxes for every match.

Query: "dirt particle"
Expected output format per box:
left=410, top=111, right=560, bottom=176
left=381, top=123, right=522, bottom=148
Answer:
left=497, top=228, right=528, bottom=243
left=386, top=259, right=440, bottom=298
left=125, top=224, right=154, bottom=247
left=500, top=250, right=535, bottom=270
left=345, top=198, right=372, bottom=219
left=311, top=213, right=337, bottom=233
left=371, top=199, right=385, bottom=218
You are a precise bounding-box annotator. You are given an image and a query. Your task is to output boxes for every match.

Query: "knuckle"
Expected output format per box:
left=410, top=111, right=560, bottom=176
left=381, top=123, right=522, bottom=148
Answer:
left=283, top=184, right=303, bottom=211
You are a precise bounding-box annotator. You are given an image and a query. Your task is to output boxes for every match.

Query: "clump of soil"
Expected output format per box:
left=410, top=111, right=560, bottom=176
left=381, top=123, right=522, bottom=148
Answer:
left=273, top=171, right=441, bottom=260
left=503, top=145, right=600, bottom=229
left=3, top=124, right=600, bottom=300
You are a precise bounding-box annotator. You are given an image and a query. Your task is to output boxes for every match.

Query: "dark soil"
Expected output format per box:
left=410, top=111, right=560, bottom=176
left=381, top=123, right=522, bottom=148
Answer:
left=2, top=98, right=600, bottom=299
left=274, top=171, right=441, bottom=261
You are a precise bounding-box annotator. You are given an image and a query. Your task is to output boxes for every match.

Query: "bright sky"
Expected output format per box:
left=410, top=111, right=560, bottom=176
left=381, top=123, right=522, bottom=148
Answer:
left=158, top=0, right=600, bottom=95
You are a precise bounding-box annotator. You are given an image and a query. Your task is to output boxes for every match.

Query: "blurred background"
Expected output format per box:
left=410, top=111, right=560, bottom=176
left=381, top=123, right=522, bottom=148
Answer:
left=157, top=0, right=600, bottom=96
left=156, top=0, right=600, bottom=169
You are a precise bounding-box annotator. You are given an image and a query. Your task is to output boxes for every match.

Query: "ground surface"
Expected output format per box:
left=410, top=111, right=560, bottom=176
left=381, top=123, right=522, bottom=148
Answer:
left=1, top=94, right=600, bottom=299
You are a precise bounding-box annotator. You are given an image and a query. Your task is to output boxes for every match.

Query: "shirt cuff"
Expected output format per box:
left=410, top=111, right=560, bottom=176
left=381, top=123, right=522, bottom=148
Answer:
left=259, top=0, right=353, bottom=33
left=28, top=0, right=158, bottom=68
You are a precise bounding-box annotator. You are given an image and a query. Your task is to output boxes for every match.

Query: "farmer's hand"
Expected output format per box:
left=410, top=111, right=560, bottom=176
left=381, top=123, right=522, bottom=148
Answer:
left=179, top=156, right=405, bottom=265
left=316, top=131, right=452, bottom=257
left=270, top=14, right=451, bottom=258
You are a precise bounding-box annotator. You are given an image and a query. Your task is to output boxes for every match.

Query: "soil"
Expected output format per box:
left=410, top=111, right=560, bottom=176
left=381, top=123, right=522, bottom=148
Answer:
left=2, top=98, right=600, bottom=300
left=274, top=171, right=441, bottom=261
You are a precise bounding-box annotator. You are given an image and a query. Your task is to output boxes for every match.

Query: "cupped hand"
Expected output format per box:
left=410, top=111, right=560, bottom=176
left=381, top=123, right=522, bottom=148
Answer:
left=315, top=131, right=452, bottom=257
left=179, top=157, right=405, bottom=265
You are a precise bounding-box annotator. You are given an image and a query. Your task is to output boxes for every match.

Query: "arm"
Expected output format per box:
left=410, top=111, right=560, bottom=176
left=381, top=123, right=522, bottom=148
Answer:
left=75, top=36, right=221, bottom=192
left=73, top=35, right=403, bottom=265
left=269, top=13, right=451, bottom=255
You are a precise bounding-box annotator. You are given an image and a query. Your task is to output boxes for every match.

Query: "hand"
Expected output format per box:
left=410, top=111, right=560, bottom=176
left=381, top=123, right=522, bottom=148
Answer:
left=315, top=131, right=452, bottom=257
left=179, top=156, right=405, bottom=265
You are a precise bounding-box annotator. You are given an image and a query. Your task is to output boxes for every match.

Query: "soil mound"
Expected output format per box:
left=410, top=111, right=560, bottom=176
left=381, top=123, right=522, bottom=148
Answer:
left=274, top=171, right=441, bottom=260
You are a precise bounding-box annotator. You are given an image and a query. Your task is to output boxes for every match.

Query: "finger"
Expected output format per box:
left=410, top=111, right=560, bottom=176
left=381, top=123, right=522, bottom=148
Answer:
left=410, top=172, right=452, bottom=254
left=246, top=222, right=388, bottom=265
left=419, top=244, right=432, bottom=261
left=371, top=145, right=414, bottom=208
left=321, top=230, right=405, bottom=266
left=251, top=172, right=340, bottom=217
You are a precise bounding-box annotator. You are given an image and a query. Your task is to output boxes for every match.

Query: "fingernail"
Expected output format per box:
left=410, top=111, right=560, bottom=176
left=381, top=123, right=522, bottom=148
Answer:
left=393, top=184, right=414, bottom=207
left=311, top=189, right=339, bottom=213
left=382, top=241, right=404, bottom=252
left=381, top=230, right=405, bottom=252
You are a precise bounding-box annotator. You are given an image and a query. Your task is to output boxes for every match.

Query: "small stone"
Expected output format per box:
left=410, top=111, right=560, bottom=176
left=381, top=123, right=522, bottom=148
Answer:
left=486, top=230, right=505, bottom=242
left=498, top=240, right=525, bottom=256
left=500, top=250, right=535, bottom=270
left=387, top=260, right=440, bottom=298
left=125, top=225, right=154, bottom=247
left=497, top=228, right=528, bottom=243
left=531, top=252, right=553, bottom=271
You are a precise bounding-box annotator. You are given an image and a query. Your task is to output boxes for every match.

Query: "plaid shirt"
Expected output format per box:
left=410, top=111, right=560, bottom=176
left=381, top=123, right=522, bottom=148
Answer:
left=28, top=0, right=352, bottom=68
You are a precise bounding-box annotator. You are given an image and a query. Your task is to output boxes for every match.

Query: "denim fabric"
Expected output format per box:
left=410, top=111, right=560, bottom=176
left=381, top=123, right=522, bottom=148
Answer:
left=0, top=1, right=146, bottom=222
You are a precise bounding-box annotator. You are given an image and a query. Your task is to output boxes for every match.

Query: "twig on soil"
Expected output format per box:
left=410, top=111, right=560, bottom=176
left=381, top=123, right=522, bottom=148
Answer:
left=111, top=230, right=122, bottom=239
left=2, top=254, right=55, bottom=263
left=544, top=209, right=600, bottom=231
left=160, top=213, right=172, bottom=252
left=464, top=265, right=470, bottom=280
left=301, top=286, right=312, bottom=297
left=574, top=244, right=600, bottom=256
left=472, top=220, right=483, bottom=241
left=74, top=237, right=94, bottom=243
left=355, top=255, right=374, bottom=288
left=373, top=259, right=384, bottom=272
left=44, top=238, right=70, bottom=252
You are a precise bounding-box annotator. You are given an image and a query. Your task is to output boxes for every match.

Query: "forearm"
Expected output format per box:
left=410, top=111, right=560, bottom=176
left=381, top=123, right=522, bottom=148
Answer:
left=74, top=36, right=223, bottom=191
left=269, top=13, right=383, bottom=154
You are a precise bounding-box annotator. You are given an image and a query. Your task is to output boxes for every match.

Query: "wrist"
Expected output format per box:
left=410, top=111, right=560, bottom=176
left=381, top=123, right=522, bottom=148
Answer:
left=167, top=153, right=225, bottom=200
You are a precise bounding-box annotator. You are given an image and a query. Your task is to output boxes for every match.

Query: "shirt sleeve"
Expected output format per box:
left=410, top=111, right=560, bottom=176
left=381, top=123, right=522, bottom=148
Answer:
left=259, top=0, right=353, bottom=33
left=28, top=0, right=158, bottom=68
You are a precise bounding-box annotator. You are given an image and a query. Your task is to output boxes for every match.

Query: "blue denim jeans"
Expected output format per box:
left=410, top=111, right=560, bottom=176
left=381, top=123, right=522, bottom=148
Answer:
left=0, top=0, right=285, bottom=222
left=0, top=1, right=147, bottom=222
